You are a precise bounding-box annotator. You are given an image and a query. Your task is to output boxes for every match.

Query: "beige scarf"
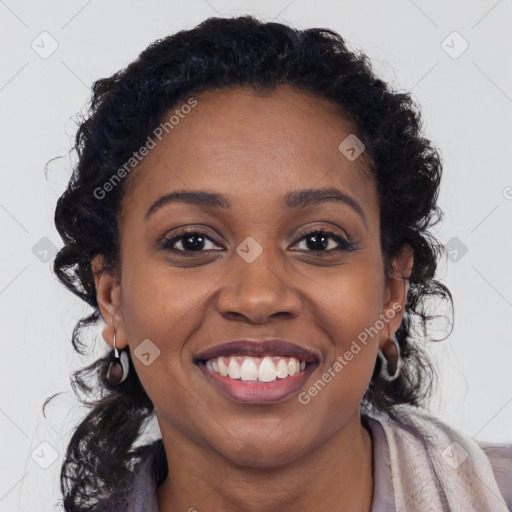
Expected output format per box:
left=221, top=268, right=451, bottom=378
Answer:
left=367, top=405, right=508, bottom=511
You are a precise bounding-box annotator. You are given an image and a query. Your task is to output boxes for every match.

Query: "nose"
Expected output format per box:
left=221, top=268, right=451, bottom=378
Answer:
left=217, top=246, right=302, bottom=324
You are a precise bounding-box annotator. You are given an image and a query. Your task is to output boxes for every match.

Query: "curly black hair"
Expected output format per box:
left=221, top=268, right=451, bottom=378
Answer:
left=46, top=14, right=453, bottom=511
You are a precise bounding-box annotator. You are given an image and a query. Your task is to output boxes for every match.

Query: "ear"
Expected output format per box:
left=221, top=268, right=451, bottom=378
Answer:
left=91, top=255, right=129, bottom=350
left=379, top=243, right=414, bottom=347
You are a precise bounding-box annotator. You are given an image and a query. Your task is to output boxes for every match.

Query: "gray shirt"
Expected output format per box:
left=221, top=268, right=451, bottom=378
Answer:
left=122, top=416, right=512, bottom=511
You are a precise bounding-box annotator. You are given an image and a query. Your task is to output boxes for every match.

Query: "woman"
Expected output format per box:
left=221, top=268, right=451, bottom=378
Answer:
left=50, top=15, right=511, bottom=511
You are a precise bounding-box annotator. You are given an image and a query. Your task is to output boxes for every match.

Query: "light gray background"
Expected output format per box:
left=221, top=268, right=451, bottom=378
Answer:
left=1, top=1, right=511, bottom=510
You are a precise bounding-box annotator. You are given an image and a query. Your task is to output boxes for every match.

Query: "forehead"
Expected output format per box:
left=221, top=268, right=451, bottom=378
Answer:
left=120, top=85, right=377, bottom=222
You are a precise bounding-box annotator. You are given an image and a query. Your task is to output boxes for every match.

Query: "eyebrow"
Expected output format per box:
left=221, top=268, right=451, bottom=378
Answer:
left=144, top=186, right=367, bottom=227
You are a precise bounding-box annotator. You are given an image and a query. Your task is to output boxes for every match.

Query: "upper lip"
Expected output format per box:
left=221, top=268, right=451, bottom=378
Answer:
left=194, top=339, right=321, bottom=363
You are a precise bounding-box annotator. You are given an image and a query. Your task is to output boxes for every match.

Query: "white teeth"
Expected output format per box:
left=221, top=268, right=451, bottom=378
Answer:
left=206, top=355, right=308, bottom=381
left=276, top=359, right=288, bottom=379
left=228, top=357, right=241, bottom=379
left=259, top=357, right=276, bottom=382
left=218, top=357, right=229, bottom=376
left=240, top=358, right=258, bottom=381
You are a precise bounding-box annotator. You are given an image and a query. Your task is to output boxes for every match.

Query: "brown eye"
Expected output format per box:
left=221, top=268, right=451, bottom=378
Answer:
left=160, top=231, right=222, bottom=252
left=293, top=229, right=354, bottom=253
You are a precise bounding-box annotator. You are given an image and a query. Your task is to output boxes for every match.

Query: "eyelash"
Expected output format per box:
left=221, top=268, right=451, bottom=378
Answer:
left=159, top=228, right=355, bottom=255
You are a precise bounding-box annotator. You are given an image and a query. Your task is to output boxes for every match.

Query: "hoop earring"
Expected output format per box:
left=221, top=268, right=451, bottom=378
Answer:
left=377, top=332, right=401, bottom=381
left=106, top=330, right=129, bottom=384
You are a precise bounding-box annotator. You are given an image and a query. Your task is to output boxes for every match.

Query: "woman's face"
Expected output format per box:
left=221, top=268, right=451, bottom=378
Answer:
left=95, top=85, right=411, bottom=467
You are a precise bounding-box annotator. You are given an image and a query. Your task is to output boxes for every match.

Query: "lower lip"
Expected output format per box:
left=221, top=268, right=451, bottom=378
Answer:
left=196, top=361, right=319, bottom=404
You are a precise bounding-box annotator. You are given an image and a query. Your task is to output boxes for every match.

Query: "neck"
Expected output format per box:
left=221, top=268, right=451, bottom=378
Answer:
left=157, top=410, right=374, bottom=512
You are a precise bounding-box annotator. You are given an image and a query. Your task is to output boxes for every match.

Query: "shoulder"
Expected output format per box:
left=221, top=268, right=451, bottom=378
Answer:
left=409, top=409, right=512, bottom=505
left=364, top=406, right=512, bottom=510
left=405, top=408, right=512, bottom=507
left=476, top=440, right=512, bottom=506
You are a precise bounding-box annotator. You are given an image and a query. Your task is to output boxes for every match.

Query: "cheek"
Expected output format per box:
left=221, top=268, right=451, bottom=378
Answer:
left=120, top=257, right=206, bottom=342
left=119, top=262, right=203, bottom=428
left=315, top=259, right=385, bottom=347
left=307, top=259, right=384, bottom=397
left=119, top=257, right=217, bottom=396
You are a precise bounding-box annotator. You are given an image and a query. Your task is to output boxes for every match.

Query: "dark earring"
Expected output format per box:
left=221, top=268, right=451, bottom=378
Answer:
left=377, top=333, right=401, bottom=381
left=106, top=330, right=129, bottom=384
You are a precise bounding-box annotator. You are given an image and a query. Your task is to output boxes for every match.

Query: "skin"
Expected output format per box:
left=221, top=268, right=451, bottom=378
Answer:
left=92, top=85, right=413, bottom=512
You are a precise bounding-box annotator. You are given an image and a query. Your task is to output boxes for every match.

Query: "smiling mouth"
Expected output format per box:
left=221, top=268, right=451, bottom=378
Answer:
left=195, top=357, right=319, bottom=403
left=198, top=355, right=313, bottom=382
left=193, top=339, right=321, bottom=403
